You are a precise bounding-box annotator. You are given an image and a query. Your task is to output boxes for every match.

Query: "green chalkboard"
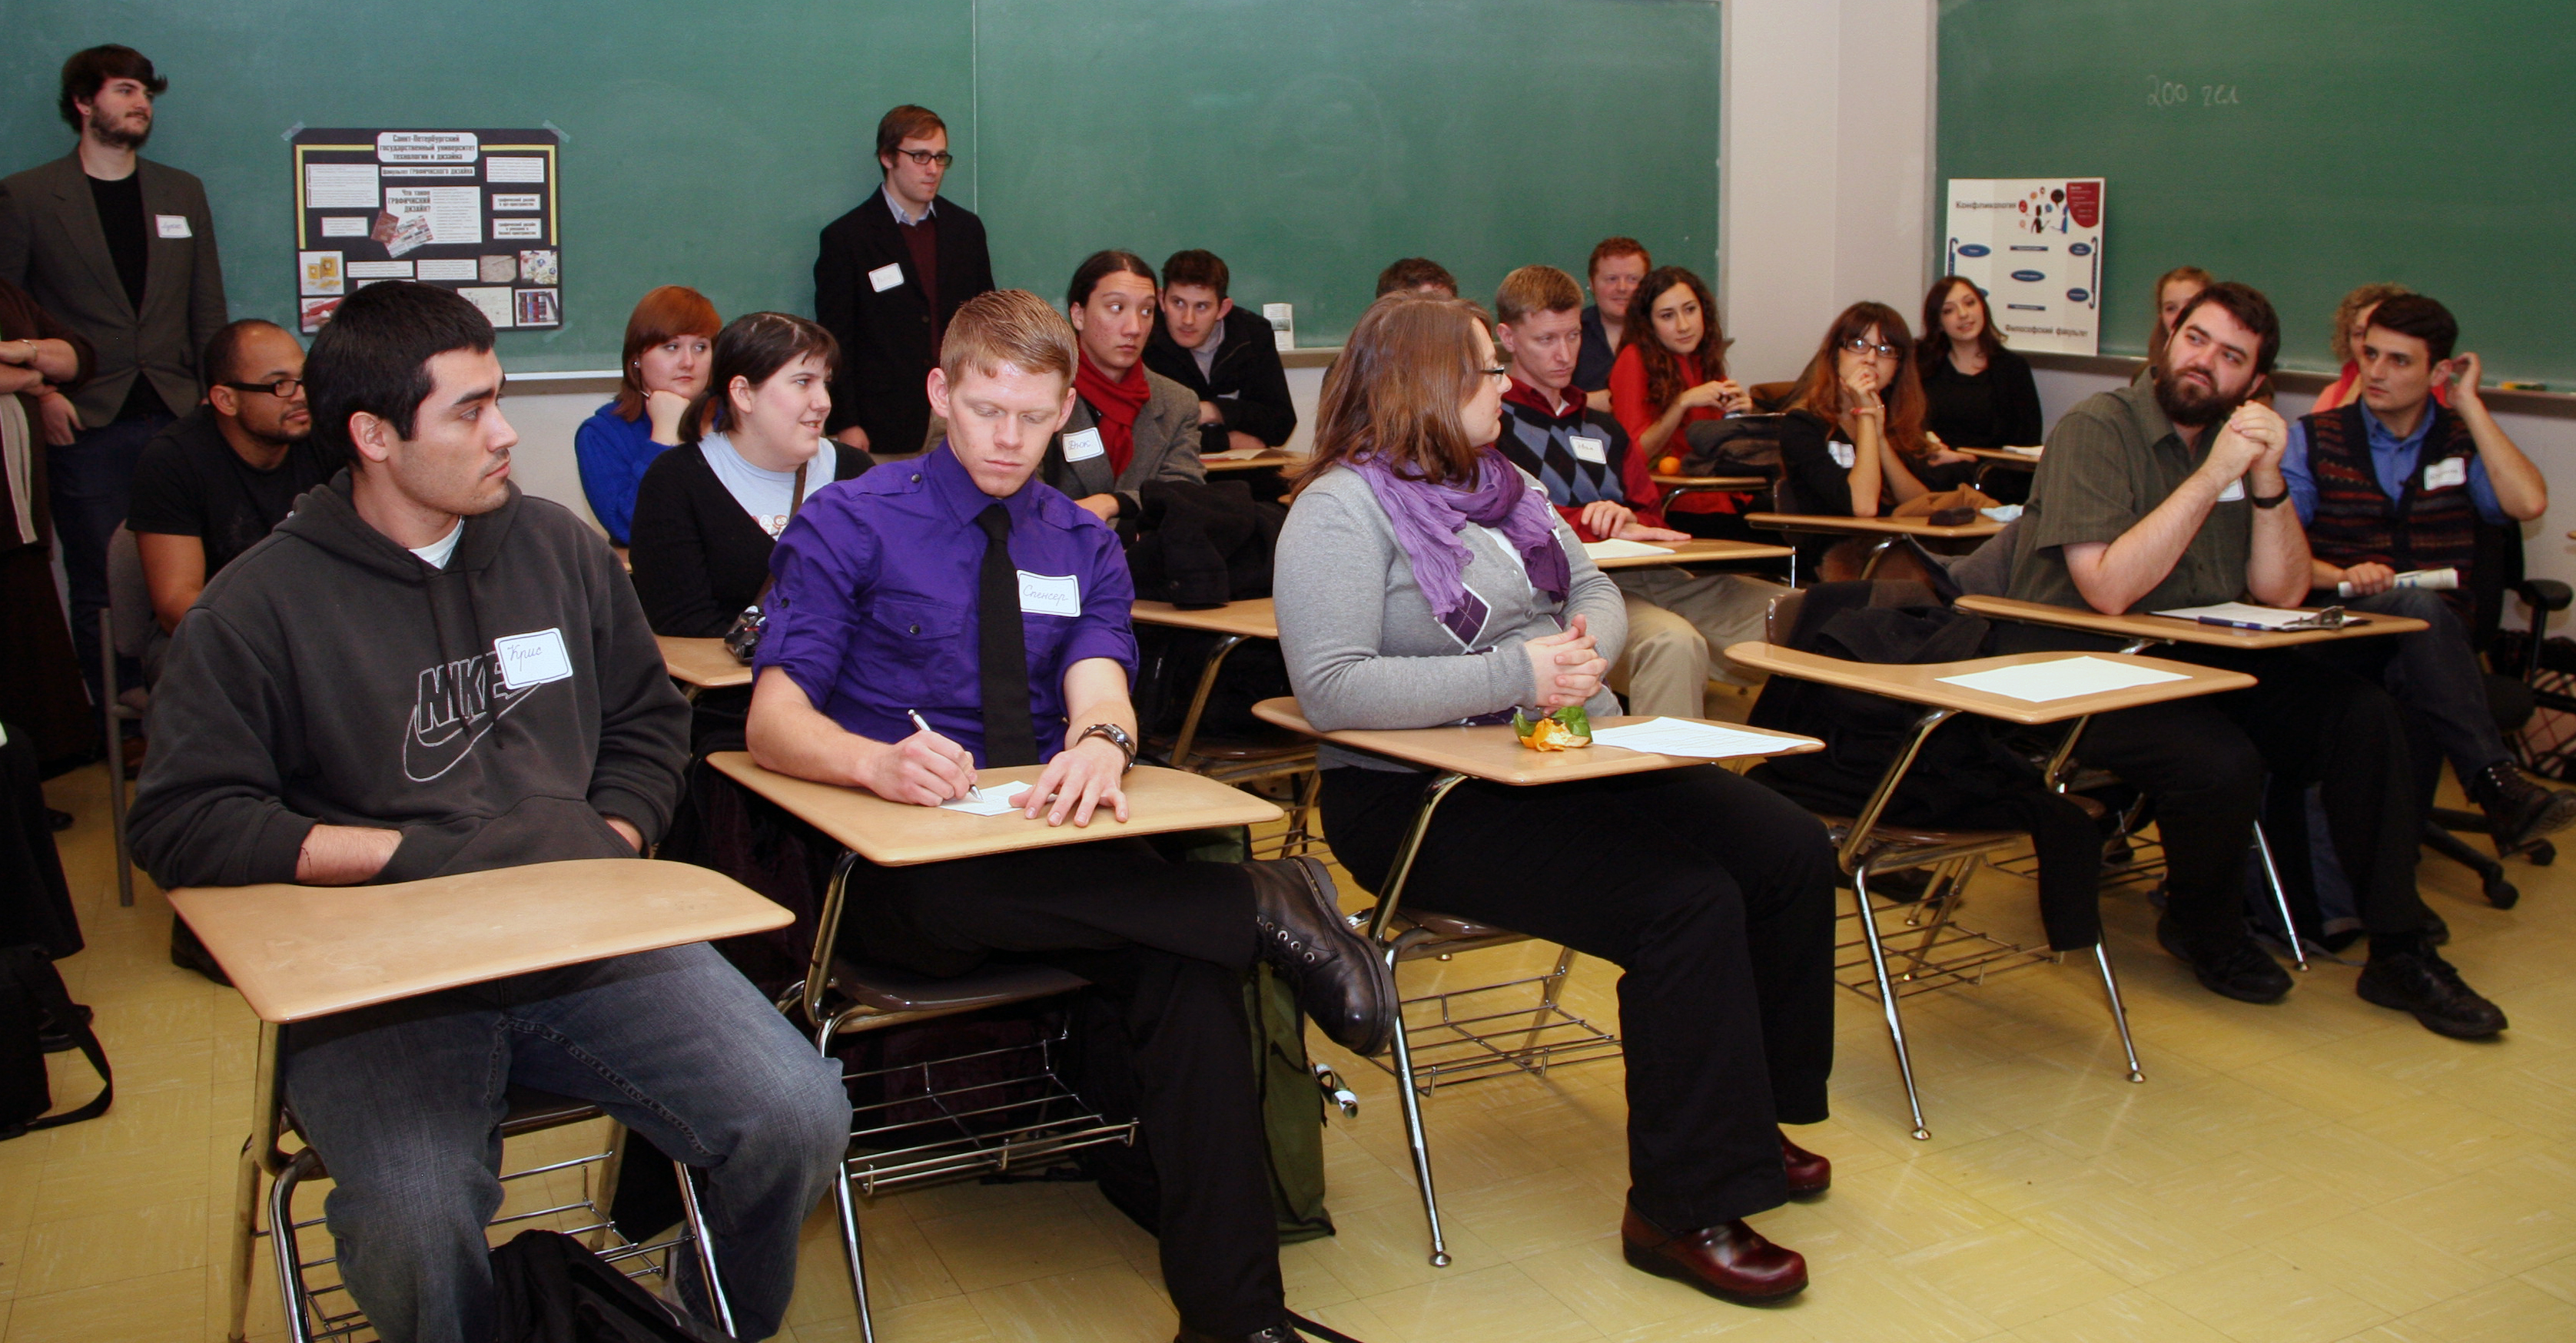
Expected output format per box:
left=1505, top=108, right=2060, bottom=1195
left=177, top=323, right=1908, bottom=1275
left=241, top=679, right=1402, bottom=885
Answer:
left=1939, top=0, right=2574, bottom=385
left=4, top=0, right=1717, bottom=371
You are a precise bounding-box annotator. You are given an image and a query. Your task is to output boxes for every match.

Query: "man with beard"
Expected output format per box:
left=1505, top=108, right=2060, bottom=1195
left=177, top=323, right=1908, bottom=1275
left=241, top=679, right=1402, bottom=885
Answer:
left=2000, top=282, right=2505, bottom=1039
left=0, top=45, right=227, bottom=701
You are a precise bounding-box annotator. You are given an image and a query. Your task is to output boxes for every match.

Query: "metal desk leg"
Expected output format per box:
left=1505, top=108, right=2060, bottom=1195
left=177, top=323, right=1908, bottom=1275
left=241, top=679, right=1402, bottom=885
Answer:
left=2250, top=822, right=2311, bottom=970
left=1170, top=634, right=1247, bottom=773
left=805, top=851, right=863, bottom=1037
left=2093, top=945, right=2146, bottom=1083
left=227, top=1021, right=287, bottom=1341
left=1837, top=706, right=1958, bottom=1140
left=1368, top=770, right=1469, bottom=1267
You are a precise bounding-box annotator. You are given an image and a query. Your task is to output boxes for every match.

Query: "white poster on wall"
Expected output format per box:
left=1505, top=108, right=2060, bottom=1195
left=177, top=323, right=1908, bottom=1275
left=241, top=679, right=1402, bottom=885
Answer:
left=1943, top=177, right=2103, bottom=356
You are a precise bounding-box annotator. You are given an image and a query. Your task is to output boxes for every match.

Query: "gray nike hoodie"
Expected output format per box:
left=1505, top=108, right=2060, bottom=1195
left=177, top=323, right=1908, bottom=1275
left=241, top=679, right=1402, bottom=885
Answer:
left=129, top=470, right=691, bottom=889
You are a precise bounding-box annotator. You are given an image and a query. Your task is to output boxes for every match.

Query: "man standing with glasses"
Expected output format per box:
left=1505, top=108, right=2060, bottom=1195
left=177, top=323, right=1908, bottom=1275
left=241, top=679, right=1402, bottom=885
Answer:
left=815, top=104, right=995, bottom=460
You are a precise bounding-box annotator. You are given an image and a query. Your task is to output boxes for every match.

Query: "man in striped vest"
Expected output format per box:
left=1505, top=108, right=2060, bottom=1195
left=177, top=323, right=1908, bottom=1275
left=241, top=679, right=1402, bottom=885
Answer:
left=2280, top=293, right=2574, bottom=851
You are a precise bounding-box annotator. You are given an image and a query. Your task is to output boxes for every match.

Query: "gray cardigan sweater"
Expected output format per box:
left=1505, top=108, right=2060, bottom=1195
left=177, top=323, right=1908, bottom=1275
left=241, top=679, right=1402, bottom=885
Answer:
left=1043, top=365, right=1204, bottom=518
left=1276, top=463, right=1627, bottom=771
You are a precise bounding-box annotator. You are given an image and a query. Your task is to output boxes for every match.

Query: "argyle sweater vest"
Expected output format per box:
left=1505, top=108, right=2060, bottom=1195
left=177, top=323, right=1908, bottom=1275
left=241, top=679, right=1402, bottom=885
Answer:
left=1497, top=400, right=1629, bottom=508
left=2300, top=403, right=2479, bottom=624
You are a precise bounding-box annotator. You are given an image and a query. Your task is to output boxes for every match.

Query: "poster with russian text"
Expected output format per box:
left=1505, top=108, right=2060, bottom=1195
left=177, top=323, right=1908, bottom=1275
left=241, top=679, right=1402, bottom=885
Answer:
left=1943, top=178, right=2103, bottom=356
left=290, top=128, right=562, bottom=333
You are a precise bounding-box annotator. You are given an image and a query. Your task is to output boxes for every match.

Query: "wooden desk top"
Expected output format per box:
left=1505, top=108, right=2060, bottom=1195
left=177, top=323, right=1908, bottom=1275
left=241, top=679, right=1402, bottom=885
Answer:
left=1129, top=598, right=1280, bottom=639
left=657, top=635, right=753, bottom=690
left=168, top=860, right=791, bottom=1024
left=1250, top=698, right=1819, bottom=785
left=1747, top=512, right=2003, bottom=540
left=1202, top=450, right=1303, bottom=474
left=1956, top=595, right=2428, bottom=649
left=1957, top=446, right=2043, bottom=467
left=706, top=754, right=1280, bottom=866
left=1651, top=474, right=1769, bottom=491
left=1584, top=538, right=1793, bottom=570
left=1721, top=644, right=2256, bottom=726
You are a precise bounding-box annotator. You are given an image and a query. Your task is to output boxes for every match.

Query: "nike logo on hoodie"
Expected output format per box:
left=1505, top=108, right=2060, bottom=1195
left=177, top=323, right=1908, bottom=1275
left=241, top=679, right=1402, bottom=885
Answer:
left=405, top=649, right=546, bottom=782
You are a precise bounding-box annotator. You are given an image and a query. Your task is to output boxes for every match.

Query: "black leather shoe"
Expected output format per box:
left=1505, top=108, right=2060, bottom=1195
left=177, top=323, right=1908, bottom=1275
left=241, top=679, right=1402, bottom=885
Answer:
left=2156, top=918, right=2291, bottom=1004
left=2471, top=760, right=2576, bottom=852
left=2422, top=909, right=2450, bottom=947
left=1246, top=857, right=1396, bottom=1057
left=1622, top=1205, right=1808, bottom=1304
left=2357, top=947, right=2508, bottom=1039
left=1175, top=1325, right=1296, bottom=1343
left=1780, top=1132, right=1830, bottom=1195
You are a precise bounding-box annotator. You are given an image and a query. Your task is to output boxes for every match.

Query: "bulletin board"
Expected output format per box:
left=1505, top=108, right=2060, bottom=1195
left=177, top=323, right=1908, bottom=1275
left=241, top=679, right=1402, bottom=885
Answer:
left=289, top=127, right=562, bottom=333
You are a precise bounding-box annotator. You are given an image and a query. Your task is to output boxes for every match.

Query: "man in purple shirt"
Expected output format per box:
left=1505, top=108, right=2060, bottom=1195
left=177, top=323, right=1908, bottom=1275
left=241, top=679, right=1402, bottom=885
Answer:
left=745, top=290, right=1392, bottom=1343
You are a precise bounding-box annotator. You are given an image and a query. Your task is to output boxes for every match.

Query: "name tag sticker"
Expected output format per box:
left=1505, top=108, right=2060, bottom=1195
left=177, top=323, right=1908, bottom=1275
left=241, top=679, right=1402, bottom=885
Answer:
left=2425, top=456, right=2468, bottom=489
left=866, top=262, right=905, bottom=293
left=1017, top=571, right=1081, bottom=617
left=154, top=214, right=191, bottom=239
left=1061, top=427, right=1107, bottom=462
left=1828, top=442, right=1857, bottom=469
left=2216, top=476, right=2246, bottom=502
left=493, top=628, right=573, bottom=690
left=1569, top=434, right=1608, bottom=465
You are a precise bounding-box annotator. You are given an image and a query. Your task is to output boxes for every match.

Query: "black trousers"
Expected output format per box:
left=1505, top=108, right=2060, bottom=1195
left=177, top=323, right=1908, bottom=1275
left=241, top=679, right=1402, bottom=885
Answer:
left=2000, top=629, right=2432, bottom=954
left=838, top=840, right=1282, bottom=1335
left=1320, top=764, right=1837, bottom=1232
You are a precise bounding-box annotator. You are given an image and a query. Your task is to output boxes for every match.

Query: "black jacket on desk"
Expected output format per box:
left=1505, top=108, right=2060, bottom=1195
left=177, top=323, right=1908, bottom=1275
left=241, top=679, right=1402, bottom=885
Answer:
left=628, top=441, right=874, bottom=638
left=813, top=191, right=995, bottom=453
left=127, top=473, right=690, bottom=890
left=1141, top=305, right=1297, bottom=448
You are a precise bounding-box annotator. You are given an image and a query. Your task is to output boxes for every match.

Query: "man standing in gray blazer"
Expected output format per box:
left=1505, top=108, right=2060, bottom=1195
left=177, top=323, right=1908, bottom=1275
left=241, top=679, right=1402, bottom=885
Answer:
left=0, top=45, right=227, bottom=699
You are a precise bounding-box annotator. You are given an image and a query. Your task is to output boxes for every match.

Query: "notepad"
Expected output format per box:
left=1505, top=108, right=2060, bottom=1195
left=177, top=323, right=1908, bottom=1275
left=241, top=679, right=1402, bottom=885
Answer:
left=938, top=781, right=1032, bottom=816
left=2150, top=602, right=2315, bottom=630
left=1581, top=539, right=1676, bottom=560
left=1936, top=656, right=2190, bottom=702
left=1203, top=447, right=1269, bottom=461
left=1588, top=718, right=1810, bottom=758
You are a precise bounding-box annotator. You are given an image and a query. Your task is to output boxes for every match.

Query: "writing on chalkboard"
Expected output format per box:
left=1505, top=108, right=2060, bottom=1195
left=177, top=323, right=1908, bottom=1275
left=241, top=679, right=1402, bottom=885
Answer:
left=2147, top=78, right=2242, bottom=108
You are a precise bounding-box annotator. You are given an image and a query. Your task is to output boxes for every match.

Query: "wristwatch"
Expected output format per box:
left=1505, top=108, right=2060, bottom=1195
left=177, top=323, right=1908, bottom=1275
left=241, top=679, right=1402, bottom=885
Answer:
left=2250, top=486, right=2291, bottom=509
left=1078, top=722, right=1137, bottom=771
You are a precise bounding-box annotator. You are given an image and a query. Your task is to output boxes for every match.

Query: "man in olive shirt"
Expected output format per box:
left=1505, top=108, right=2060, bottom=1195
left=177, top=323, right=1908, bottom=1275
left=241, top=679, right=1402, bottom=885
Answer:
left=2003, top=283, right=2504, bottom=1039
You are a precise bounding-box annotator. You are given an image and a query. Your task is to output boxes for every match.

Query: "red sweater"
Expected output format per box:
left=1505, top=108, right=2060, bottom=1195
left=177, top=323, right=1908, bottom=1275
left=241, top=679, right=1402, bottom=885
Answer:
left=1607, top=344, right=1736, bottom=514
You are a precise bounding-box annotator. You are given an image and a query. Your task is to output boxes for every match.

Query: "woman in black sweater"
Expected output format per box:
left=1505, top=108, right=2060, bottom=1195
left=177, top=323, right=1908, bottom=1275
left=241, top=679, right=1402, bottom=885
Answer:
left=1916, top=277, right=2043, bottom=502
left=630, top=312, right=870, bottom=750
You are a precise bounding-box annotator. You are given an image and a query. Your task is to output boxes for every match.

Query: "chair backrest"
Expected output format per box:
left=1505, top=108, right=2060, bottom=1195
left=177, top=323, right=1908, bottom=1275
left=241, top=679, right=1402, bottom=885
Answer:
left=1748, top=380, right=1797, bottom=413
left=1764, top=588, right=1807, bottom=645
left=105, top=526, right=157, bottom=661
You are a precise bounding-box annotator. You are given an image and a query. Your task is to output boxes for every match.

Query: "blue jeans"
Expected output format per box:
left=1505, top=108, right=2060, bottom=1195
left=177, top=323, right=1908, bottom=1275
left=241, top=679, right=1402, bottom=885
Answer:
left=282, top=942, right=851, bottom=1342
left=48, top=413, right=168, bottom=701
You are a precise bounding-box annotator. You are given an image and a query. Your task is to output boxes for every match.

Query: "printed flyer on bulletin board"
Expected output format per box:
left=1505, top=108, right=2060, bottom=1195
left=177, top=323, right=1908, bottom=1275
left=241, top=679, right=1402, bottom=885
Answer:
left=1943, top=177, right=2103, bottom=356
left=290, top=128, right=563, bottom=334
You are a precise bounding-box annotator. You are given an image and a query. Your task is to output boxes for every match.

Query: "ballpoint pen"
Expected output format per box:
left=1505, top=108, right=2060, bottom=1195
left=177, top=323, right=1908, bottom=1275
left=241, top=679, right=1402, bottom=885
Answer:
left=905, top=709, right=981, bottom=801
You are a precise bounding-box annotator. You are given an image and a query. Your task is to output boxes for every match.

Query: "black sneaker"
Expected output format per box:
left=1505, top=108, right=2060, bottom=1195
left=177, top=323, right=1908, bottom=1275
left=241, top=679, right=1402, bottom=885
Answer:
left=2471, top=761, right=2576, bottom=852
left=2356, top=948, right=2508, bottom=1039
left=2156, top=917, right=2292, bottom=1003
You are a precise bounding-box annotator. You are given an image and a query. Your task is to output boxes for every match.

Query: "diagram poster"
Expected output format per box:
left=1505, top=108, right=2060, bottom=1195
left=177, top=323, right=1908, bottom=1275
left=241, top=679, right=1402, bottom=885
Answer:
left=1943, top=177, right=2103, bottom=356
left=290, top=128, right=561, bottom=334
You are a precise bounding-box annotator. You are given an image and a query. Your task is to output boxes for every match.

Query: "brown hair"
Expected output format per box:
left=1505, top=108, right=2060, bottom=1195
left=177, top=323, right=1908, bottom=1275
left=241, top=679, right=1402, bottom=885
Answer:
left=875, top=104, right=947, bottom=176
left=941, top=288, right=1077, bottom=386
left=2329, top=281, right=2414, bottom=365
left=1621, top=266, right=1727, bottom=413
left=2146, top=265, right=2215, bottom=361
left=1586, top=237, right=1650, bottom=280
left=59, top=45, right=164, bottom=132
left=614, top=286, right=722, bottom=420
left=2169, top=281, right=2282, bottom=376
left=680, top=312, right=838, bottom=442
left=1160, top=249, right=1230, bottom=300
left=1293, top=293, right=1492, bottom=491
left=2364, top=292, right=2457, bottom=363
left=1375, top=257, right=1457, bottom=298
left=1917, top=275, right=2005, bottom=366
left=1787, top=301, right=1927, bottom=457
left=1492, top=265, right=1583, bottom=327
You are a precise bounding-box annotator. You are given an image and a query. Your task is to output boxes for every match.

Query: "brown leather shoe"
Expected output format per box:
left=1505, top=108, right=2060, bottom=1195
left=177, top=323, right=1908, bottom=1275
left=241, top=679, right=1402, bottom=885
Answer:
left=1621, top=1205, right=1808, bottom=1304
left=1781, top=1131, right=1830, bottom=1195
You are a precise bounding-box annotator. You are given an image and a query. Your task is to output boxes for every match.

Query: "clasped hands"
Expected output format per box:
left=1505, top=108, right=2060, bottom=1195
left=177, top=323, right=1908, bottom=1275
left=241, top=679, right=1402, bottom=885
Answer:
left=1523, top=612, right=1608, bottom=713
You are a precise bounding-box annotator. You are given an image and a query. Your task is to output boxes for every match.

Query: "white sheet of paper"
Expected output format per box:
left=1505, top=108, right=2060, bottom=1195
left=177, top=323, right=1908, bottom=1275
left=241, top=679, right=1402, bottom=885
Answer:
left=385, top=187, right=481, bottom=246
left=306, top=164, right=380, bottom=208
left=1588, top=717, right=1811, bottom=758
left=345, top=260, right=412, bottom=279
left=1936, top=655, right=2190, bottom=702
left=485, top=156, right=546, bottom=184
left=457, top=286, right=516, bottom=330
left=415, top=257, right=479, bottom=281
left=493, top=218, right=543, bottom=240
left=1204, top=446, right=1266, bottom=460
left=2151, top=602, right=2312, bottom=629
left=939, top=781, right=1032, bottom=816
left=1581, top=539, right=1675, bottom=560
left=319, top=215, right=370, bottom=237
left=490, top=193, right=542, bottom=212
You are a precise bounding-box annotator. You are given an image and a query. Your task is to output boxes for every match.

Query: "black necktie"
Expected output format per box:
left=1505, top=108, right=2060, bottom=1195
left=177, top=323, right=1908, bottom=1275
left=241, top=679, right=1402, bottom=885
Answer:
left=975, top=503, right=1040, bottom=767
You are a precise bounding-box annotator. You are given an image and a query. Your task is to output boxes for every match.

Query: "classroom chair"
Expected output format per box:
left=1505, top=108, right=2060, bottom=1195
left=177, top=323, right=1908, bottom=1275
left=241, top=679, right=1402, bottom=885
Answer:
left=2418, top=522, right=2571, bottom=907
left=98, top=525, right=155, bottom=907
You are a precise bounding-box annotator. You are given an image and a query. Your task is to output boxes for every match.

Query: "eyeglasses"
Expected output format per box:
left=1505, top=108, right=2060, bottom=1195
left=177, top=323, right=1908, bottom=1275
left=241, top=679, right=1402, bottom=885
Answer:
left=893, top=149, right=955, bottom=168
left=221, top=377, right=303, bottom=399
left=1839, top=337, right=1901, bottom=359
left=1482, top=365, right=1512, bottom=382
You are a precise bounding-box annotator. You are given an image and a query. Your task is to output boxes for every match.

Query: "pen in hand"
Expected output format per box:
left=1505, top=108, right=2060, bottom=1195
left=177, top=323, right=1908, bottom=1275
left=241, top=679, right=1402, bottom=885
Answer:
left=905, top=709, right=981, bottom=801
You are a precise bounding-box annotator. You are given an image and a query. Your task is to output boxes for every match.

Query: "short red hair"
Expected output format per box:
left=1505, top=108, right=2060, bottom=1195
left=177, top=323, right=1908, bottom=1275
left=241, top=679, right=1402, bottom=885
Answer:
left=615, top=286, right=722, bottom=420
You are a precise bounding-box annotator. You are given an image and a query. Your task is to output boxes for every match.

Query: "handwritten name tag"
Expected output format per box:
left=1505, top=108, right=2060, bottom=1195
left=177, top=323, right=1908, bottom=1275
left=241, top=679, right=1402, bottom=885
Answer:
left=2424, top=456, right=2467, bottom=490
left=2216, top=476, right=2246, bottom=502
left=493, top=628, right=573, bottom=690
left=1828, top=442, right=1857, bottom=469
left=1061, top=427, right=1107, bottom=462
left=867, top=262, right=904, bottom=293
left=1570, top=435, right=1608, bottom=465
left=155, top=214, right=191, bottom=239
left=1018, top=571, right=1081, bottom=617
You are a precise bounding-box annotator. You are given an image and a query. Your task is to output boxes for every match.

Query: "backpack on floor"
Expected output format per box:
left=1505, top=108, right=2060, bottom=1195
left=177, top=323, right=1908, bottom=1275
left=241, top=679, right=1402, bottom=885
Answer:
left=0, top=945, right=110, bottom=1139
left=488, top=1229, right=732, bottom=1343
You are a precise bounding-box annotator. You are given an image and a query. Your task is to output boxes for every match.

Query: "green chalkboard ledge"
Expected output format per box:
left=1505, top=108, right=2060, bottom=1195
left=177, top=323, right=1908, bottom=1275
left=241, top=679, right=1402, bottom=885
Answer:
left=2023, top=353, right=2576, bottom=420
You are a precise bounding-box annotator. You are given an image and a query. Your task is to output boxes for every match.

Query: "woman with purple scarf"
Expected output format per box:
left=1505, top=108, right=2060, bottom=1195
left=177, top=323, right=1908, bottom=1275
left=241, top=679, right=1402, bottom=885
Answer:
left=1273, top=293, right=1837, bottom=1308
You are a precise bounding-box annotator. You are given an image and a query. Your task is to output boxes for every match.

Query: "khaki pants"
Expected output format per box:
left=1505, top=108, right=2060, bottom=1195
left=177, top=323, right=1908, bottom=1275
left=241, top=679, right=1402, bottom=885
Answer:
left=1605, top=569, right=1786, bottom=718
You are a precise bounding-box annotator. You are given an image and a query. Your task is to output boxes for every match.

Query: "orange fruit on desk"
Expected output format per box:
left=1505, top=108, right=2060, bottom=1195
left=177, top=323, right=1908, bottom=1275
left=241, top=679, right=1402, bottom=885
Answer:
left=1657, top=455, right=1682, bottom=475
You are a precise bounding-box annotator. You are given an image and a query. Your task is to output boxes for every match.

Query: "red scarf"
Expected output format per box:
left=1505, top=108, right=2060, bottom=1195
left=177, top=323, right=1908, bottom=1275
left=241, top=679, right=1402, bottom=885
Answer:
left=1074, top=351, right=1151, bottom=475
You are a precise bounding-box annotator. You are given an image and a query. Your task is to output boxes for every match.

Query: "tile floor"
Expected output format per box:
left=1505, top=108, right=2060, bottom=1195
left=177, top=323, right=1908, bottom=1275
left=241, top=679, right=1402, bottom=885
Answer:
left=11, top=758, right=2576, bottom=1342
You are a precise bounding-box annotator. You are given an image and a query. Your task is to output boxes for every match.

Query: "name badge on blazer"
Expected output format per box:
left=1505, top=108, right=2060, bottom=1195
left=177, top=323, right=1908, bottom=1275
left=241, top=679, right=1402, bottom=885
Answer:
left=867, top=262, right=904, bottom=293
left=2424, top=456, right=2468, bottom=490
left=2216, top=476, right=2247, bottom=502
left=1569, top=435, right=1608, bottom=465
left=1017, top=572, right=1081, bottom=617
left=155, top=214, right=191, bottom=239
left=1061, top=427, right=1107, bottom=463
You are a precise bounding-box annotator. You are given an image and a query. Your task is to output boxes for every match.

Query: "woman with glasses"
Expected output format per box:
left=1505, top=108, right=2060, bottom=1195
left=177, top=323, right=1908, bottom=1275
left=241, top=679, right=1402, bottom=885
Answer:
left=1273, top=290, right=1837, bottom=1311
left=1776, top=302, right=1960, bottom=574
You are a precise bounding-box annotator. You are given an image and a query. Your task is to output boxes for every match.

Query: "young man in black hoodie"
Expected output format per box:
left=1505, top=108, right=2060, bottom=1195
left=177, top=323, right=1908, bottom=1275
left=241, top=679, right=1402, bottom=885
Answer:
left=128, top=282, right=849, bottom=1343
left=1141, top=248, right=1296, bottom=456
